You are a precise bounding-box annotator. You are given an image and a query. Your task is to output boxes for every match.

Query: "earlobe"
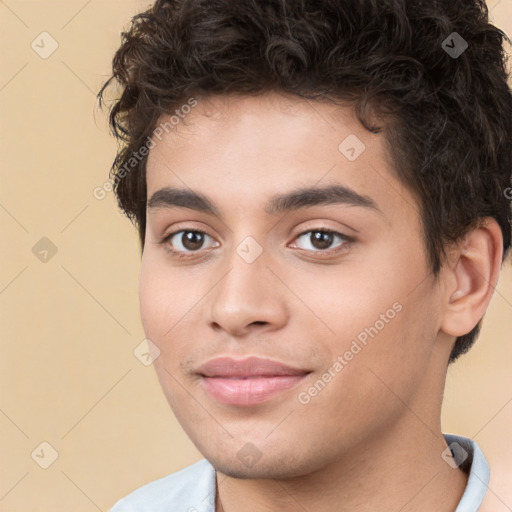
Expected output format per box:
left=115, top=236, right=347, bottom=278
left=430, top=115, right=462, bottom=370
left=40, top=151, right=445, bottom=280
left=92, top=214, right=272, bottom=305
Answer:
left=440, top=218, right=503, bottom=338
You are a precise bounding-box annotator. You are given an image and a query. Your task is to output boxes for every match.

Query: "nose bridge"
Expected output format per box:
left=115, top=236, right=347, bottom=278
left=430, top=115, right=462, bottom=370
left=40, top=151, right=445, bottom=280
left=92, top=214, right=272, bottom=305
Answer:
left=215, top=236, right=271, bottom=311
left=208, top=233, right=287, bottom=334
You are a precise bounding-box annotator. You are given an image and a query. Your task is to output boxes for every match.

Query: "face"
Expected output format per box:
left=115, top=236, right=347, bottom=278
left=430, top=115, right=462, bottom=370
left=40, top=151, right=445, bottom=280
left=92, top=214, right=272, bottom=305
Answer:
left=139, top=92, right=448, bottom=479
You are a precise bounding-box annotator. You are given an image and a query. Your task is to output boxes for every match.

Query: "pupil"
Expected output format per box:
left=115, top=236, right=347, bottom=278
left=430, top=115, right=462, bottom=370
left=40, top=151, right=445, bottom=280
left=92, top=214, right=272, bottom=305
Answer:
left=183, top=231, right=204, bottom=250
left=312, top=231, right=332, bottom=249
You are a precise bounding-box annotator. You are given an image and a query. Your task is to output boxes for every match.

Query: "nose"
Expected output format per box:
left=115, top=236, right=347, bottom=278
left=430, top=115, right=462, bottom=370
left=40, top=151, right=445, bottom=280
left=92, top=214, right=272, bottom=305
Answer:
left=207, top=245, right=289, bottom=339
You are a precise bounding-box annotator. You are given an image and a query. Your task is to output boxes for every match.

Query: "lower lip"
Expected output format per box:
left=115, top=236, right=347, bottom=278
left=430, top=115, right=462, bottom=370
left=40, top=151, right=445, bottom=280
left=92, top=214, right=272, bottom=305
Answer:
left=201, top=375, right=308, bottom=406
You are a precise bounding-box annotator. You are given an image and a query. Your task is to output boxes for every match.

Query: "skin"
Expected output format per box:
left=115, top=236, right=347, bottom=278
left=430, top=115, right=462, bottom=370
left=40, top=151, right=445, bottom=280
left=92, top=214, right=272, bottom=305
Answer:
left=139, top=91, right=503, bottom=511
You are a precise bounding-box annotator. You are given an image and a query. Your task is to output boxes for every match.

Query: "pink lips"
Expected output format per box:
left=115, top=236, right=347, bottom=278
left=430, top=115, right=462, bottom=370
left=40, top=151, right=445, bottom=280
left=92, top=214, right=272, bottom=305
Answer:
left=196, top=356, right=311, bottom=406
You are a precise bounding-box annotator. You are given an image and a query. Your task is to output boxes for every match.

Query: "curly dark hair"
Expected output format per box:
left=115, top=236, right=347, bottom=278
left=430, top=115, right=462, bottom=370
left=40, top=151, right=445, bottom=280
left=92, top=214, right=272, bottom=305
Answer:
left=98, top=0, right=512, bottom=363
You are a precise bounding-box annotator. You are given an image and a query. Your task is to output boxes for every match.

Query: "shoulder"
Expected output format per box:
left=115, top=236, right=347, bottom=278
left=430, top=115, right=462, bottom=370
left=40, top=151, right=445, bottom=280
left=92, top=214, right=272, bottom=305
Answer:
left=109, top=458, right=216, bottom=512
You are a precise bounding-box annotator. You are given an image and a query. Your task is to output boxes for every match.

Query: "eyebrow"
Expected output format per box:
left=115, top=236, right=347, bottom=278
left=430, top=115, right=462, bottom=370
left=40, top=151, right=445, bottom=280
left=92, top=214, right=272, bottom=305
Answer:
left=147, top=184, right=383, bottom=217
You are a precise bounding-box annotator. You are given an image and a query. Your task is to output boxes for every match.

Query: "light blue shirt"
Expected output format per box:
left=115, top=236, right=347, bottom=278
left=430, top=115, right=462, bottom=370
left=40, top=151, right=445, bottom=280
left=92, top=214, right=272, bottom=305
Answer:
left=110, top=433, right=490, bottom=512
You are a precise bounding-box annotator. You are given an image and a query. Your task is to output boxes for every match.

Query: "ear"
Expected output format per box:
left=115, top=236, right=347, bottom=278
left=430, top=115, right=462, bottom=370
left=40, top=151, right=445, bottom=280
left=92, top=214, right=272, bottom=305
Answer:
left=440, top=218, right=503, bottom=338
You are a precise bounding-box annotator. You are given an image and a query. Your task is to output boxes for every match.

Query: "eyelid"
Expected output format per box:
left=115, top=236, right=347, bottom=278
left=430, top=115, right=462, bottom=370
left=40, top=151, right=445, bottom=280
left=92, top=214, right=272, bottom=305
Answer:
left=157, top=220, right=217, bottom=243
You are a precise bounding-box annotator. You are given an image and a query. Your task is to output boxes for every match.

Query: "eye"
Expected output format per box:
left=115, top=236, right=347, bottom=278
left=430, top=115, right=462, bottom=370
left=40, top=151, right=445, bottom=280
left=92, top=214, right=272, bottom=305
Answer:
left=160, top=230, right=218, bottom=256
left=291, top=229, right=353, bottom=254
left=158, top=227, right=353, bottom=259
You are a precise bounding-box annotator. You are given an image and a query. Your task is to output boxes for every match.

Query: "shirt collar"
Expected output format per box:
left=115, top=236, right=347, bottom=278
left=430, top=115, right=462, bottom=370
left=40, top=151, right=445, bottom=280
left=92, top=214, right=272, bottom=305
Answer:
left=444, top=433, right=490, bottom=512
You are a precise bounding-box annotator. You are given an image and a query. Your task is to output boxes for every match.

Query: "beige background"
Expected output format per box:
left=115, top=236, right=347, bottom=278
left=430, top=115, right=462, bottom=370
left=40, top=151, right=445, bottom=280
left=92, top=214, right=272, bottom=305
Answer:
left=0, top=1, right=511, bottom=510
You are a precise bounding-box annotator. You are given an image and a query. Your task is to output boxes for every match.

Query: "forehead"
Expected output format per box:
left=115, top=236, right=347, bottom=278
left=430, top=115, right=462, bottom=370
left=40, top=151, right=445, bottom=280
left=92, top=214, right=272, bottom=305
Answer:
left=147, top=92, right=372, bottom=168
left=145, top=92, right=416, bottom=223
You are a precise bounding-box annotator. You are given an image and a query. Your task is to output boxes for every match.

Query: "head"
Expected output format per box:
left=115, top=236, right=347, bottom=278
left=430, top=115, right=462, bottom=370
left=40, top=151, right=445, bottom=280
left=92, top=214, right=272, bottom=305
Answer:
left=98, top=0, right=511, bottom=478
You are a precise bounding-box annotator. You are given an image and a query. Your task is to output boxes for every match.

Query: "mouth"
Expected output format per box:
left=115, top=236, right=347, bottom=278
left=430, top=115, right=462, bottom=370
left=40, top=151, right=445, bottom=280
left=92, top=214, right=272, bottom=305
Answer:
left=196, top=356, right=312, bottom=406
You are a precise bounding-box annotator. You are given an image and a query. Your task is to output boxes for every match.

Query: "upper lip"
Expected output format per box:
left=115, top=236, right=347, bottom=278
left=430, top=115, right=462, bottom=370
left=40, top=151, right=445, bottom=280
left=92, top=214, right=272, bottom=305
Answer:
left=196, top=356, right=311, bottom=378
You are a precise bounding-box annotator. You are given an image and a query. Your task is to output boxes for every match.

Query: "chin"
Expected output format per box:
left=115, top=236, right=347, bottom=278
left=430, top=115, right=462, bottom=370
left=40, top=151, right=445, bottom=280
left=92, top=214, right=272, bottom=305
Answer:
left=205, top=451, right=317, bottom=480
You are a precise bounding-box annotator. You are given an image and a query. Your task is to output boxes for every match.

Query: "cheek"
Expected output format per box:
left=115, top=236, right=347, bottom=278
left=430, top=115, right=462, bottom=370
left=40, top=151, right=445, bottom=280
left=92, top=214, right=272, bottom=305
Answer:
left=338, top=285, right=440, bottom=410
left=138, top=259, right=188, bottom=405
left=298, top=310, right=431, bottom=442
left=138, top=253, right=208, bottom=366
left=295, top=248, right=436, bottom=386
left=139, top=259, right=166, bottom=338
left=138, top=253, right=184, bottom=344
left=287, top=262, right=402, bottom=350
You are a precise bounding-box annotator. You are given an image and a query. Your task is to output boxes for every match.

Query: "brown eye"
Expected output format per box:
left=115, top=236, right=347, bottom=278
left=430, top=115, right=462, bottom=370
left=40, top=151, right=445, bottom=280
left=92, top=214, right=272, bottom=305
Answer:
left=309, top=231, right=334, bottom=250
left=293, top=230, right=351, bottom=253
left=164, top=230, right=216, bottom=253
left=180, top=231, right=205, bottom=251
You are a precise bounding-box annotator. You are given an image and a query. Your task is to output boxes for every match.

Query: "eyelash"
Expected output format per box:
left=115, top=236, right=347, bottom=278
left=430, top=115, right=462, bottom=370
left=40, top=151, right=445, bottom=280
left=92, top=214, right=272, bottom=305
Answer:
left=158, top=228, right=354, bottom=260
